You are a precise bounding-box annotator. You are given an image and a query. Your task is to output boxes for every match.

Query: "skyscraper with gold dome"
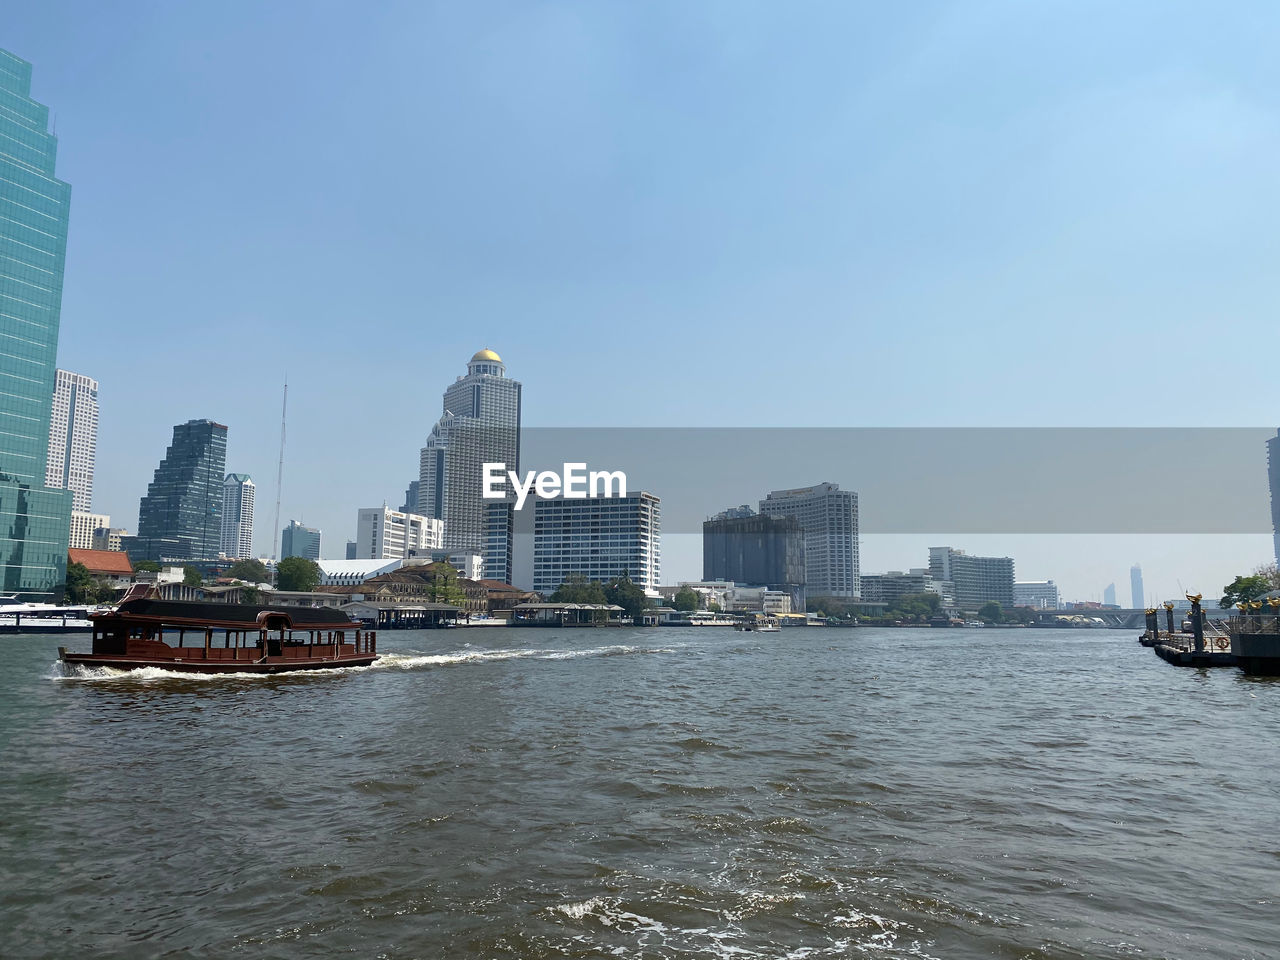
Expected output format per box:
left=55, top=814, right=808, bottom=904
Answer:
left=418, top=349, right=521, bottom=580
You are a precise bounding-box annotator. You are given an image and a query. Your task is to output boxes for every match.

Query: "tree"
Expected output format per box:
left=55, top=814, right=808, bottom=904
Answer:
left=605, top=574, right=650, bottom=622
left=134, top=560, right=160, bottom=573
left=550, top=573, right=608, bottom=605
left=276, top=556, right=321, bottom=592
left=183, top=566, right=202, bottom=586
left=977, top=600, right=1004, bottom=623
left=886, top=592, right=941, bottom=621
left=240, top=585, right=262, bottom=604
left=672, top=586, right=698, bottom=611
left=1219, top=573, right=1275, bottom=609
left=65, top=561, right=107, bottom=604
left=227, top=558, right=271, bottom=584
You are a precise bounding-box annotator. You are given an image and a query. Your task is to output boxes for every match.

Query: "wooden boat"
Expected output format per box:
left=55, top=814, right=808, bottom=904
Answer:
left=59, top=597, right=377, bottom=674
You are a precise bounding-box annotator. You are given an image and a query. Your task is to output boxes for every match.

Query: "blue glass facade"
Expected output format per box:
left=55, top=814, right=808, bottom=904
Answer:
left=0, top=50, right=74, bottom=599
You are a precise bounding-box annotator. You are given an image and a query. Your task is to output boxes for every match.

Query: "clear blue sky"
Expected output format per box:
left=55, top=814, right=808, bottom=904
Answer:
left=7, top=1, right=1279, bottom=599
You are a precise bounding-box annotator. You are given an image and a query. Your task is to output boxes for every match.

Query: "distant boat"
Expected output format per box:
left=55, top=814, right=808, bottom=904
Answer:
left=0, top=597, right=95, bottom=634
left=735, top=616, right=780, bottom=633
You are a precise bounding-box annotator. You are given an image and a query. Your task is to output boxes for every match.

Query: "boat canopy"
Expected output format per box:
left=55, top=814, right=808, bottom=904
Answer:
left=92, top=599, right=357, bottom=632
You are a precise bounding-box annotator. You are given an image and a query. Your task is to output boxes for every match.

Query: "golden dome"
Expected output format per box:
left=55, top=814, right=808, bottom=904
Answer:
left=471, top=348, right=502, bottom=363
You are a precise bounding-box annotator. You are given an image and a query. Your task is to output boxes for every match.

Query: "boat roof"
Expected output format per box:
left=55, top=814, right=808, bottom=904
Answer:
left=93, top=599, right=358, bottom=630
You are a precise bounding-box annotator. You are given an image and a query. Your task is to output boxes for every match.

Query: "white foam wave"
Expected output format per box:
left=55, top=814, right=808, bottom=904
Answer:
left=48, top=642, right=677, bottom=683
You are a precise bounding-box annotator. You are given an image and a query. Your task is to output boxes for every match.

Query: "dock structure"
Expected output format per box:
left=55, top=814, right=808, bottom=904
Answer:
left=1226, top=596, right=1280, bottom=675
left=1147, top=595, right=1239, bottom=668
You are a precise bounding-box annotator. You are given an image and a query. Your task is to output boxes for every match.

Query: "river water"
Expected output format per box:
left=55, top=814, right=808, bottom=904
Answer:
left=1, top=626, right=1277, bottom=959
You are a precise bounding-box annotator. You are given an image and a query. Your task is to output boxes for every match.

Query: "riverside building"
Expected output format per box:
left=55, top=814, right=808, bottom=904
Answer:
left=220, top=474, right=255, bottom=559
left=758, top=482, right=859, bottom=599
left=1013, top=580, right=1060, bottom=610
left=702, top=509, right=806, bottom=611
left=124, top=420, right=228, bottom=562
left=281, top=519, right=321, bottom=561
left=861, top=569, right=955, bottom=608
left=532, top=492, right=661, bottom=597
left=0, top=51, right=75, bottom=599
left=45, top=369, right=98, bottom=512
left=928, top=547, right=1014, bottom=610
left=418, top=349, right=521, bottom=579
left=355, top=506, right=443, bottom=560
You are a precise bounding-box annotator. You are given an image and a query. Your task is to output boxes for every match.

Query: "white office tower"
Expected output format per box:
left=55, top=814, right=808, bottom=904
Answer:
left=532, top=493, right=662, bottom=597
left=758, top=482, right=860, bottom=599
left=928, top=546, right=1015, bottom=609
left=419, top=350, right=521, bottom=579
left=220, top=474, right=255, bottom=559
left=69, top=510, right=109, bottom=551
left=45, top=369, right=98, bottom=512
left=356, top=506, right=444, bottom=560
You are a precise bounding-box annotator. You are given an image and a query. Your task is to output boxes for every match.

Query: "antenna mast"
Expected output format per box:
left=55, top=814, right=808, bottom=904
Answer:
left=271, top=380, right=287, bottom=560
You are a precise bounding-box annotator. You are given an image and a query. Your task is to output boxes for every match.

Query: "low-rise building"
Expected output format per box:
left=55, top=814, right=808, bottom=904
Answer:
left=861, top=569, right=956, bottom=607
left=1014, top=580, right=1060, bottom=609
left=67, top=548, right=133, bottom=589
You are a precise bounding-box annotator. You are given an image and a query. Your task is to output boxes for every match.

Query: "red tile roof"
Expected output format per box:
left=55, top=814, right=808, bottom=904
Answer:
left=68, top=548, right=133, bottom=576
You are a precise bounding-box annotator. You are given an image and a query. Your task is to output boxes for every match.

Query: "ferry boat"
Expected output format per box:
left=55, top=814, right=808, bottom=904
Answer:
left=59, top=596, right=377, bottom=674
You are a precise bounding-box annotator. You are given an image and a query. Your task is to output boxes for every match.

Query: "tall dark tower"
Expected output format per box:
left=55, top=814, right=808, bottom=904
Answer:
left=125, top=420, right=229, bottom=562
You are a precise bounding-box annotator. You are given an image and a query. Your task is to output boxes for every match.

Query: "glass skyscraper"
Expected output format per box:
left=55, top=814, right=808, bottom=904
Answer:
left=419, top=349, right=521, bottom=579
left=124, top=420, right=228, bottom=562
left=281, top=519, right=321, bottom=561
left=0, top=50, right=75, bottom=599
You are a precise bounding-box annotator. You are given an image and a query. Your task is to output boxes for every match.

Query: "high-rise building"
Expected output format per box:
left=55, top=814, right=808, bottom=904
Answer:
left=1103, top=582, right=1117, bottom=606
left=68, top=511, right=109, bottom=551
left=702, top=510, right=806, bottom=610
left=282, top=519, right=321, bottom=561
left=91, top=526, right=126, bottom=552
left=219, top=474, right=255, bottom=559
left=1014, top=580, right=1059, bottom=610
left=356, top=506, right=443, bottom=560
left=0, top=51, right=76, bottom=599
left=758, top=483, right=859, bottom=599
left=1269, top=430, right=1280, bottom=566
left=419, top=349, right=521, bottom=576
left=928, top=547, right=1014, bottom=610
left=124, top=420, right=228, bottom=562
left=1130, top=564, right=1145, bottom=609
left=532, top=492, right=662, bottom=597
left=45, top=369, right=98, bottom=512
left=400, top=480, right=419, bottom=516
left=345, top=540, right=357, bottom=560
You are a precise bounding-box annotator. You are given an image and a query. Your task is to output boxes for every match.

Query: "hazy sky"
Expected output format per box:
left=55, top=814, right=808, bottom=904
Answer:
left=6, top=1, right=1279, bottom=600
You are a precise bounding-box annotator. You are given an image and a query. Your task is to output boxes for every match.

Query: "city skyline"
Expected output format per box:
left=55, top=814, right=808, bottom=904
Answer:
left=4, top=3, right=1280, bottom=600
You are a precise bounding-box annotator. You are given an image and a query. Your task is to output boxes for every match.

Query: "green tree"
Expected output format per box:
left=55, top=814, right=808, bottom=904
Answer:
left=672, top=586, right=698, bottom=611
left=550, top=573, right=608, bottom=605
left=977, top=600, right=1004, bottom=623
left=605, top=574, right=650, bottom=622
left=65, top=561, right=107, bottom=604
left=886, top=592, right=941, bottom=621
left=134, top=560, right=160, bottom=573
left=227, top=558, right=271, bottom=584
left=240, top=585, right=262, bottom=604
left=422, top=562, right=468, bottom=605
left=183, top=565, right=202, bottom=586
left=1219, top=573, right=1274, bottom=609
left=276, top=556, right=321, bottom=592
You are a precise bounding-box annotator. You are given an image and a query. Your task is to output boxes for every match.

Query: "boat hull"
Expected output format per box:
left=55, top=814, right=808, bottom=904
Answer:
left=60, top=652, right=378, bottom=674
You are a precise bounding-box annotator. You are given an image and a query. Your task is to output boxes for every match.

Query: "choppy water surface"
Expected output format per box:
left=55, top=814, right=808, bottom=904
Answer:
left=2, top=627, right=1278, bottom=958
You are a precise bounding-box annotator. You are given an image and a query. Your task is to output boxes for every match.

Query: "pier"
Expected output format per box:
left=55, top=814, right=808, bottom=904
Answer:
left=1144, top=596, right=1238, bottom=668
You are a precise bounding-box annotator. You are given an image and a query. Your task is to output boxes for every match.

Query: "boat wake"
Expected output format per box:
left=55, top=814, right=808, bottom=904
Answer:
left=371, top=644, right=678, bottom=671
left=48, top=644, right=678, bottom=682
